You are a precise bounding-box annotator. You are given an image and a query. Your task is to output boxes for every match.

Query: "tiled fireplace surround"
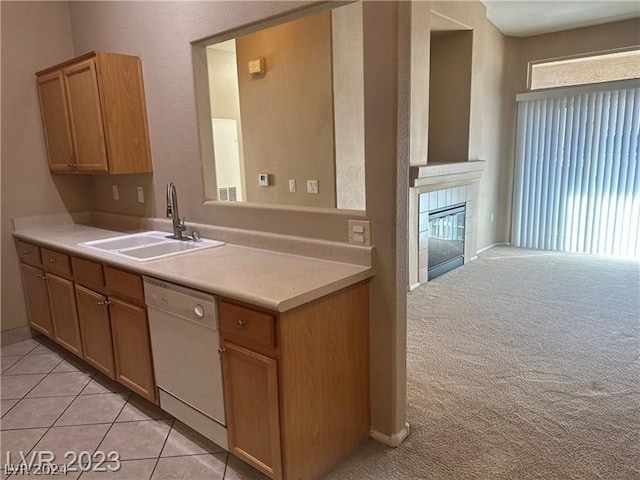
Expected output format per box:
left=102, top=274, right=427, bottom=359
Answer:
left=408, top=161, right=485, bottom=290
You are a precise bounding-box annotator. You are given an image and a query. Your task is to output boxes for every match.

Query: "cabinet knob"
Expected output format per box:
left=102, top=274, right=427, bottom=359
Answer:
left=49, top=258, right=57, bottom=263
left=36, top=274, right=47, bottom=281
left=237, top=320, right=246, bottom=328
left=218, top=347, right=226, bottom=354
left=97, top=300, right=111, bottom=306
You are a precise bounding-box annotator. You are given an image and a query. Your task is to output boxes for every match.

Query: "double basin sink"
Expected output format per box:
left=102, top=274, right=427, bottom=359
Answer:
left=79, top=231, right=224, bottom=262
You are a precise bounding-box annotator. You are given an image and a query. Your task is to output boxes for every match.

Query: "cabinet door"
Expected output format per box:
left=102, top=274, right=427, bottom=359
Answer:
left=75, top=285, right=115, bottom=379
left=36, top=71, right=74, bottom=171
left=20, top=264, right=54, bottom=338
left=109, top=297, right=156, bottom=403
left=63, top=59, right=109, bottom=172
left=46, top=274, right=83, bottom=356
left=222, top=343, right=282, bottom=480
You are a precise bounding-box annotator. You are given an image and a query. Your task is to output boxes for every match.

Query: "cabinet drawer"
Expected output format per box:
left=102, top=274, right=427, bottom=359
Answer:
left=72, top=257, right=104, bottom=289
left=219, top=301, right=276, bottom=351
left=104, top=266, right=144, bottom=302
left=41, top=248, right=71, bottom=276
left=16, top=240, right=41, bottom=267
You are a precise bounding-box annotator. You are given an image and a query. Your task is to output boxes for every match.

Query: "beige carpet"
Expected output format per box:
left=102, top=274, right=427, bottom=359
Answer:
left=327, top=246, right=640, bottom=479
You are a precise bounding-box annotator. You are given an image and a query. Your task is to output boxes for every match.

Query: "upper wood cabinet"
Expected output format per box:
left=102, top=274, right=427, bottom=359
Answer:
left=36, top=52, right=152, bottom=174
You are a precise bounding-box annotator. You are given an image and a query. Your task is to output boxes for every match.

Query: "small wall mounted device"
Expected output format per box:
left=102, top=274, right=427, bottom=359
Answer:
left=248, top=58, right=265, bottom=75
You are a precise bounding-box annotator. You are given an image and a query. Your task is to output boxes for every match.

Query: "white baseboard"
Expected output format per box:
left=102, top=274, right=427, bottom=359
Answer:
left=477, top=242, right=510, bottom=255
left=370, top=422, right=410, bottom=448
left=408, top=282, right=420, bottom=292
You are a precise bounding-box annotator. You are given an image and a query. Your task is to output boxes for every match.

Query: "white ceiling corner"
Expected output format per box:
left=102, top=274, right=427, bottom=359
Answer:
left=481, top=0, right=640, bottom=37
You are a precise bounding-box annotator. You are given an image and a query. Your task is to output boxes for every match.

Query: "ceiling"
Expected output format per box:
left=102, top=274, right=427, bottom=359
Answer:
left=482, top=1, right=640, bottom=37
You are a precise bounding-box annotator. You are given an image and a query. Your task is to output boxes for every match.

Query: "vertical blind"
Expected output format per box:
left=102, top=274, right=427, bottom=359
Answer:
left=512, top=80, right=640, bottom=257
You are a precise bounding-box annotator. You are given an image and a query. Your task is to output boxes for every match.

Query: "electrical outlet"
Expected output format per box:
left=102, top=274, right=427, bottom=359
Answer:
left=288, top=179, right=296, bottom=193
left=112, top=185, right=119, bottom=201
left=348, top=220, right=371, bottom=246
left=137, top=186, right=145, bottom=204
left=307, top=180, right=318, bottom=194
left=490, top=213, right=495, bottom=223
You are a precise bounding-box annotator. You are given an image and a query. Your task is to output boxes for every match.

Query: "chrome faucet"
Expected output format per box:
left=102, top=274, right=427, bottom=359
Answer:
left=166, top=182, right=187, bottom=240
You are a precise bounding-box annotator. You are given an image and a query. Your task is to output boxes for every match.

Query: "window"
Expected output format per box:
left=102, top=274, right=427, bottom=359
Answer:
left=513, top=83, right=640, bottom=258
left=529, top=49, right=640, bottom=90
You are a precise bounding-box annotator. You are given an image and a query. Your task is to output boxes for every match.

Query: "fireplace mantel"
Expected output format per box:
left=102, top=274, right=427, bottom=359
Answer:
left=410, top=160, right=485, bottom=189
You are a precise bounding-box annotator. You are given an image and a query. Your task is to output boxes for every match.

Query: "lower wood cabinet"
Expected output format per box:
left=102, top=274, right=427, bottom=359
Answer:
left=16, top=238, right=370, bottom=480
left=110, top=297, right=156, bottom=403
left=220, top=281, right=370, bottom=480
left=20, top=263, right=54, bottom=337
left=46, top=273, right=83, bottom=356
left=16, top=240, right=157, bottom=405
left=75, top=284, right=115, bottom=378
left=222, top=342, right=282, bottom=480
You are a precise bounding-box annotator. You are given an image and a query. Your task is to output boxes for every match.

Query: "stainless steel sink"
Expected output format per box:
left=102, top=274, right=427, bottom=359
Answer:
left=79, top=231, right=224, bottom=261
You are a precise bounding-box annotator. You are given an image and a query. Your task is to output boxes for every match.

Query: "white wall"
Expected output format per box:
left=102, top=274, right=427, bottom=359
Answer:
left=333, top=3, right=366, bottom=211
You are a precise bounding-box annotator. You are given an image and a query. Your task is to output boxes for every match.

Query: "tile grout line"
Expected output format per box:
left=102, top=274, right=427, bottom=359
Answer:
left=2, top=344, right=101, bottom=474
left=3, top=342, right=238, bottom=479
left=1, top=352, right=67, bottom=377
left=148, top=418, right=176, bottom=480
left=18, top=369, right=101, bottom=463
left=1, top=360, right=70, bottom=419
left=0, top=415, right=175, bottom=432
left=222, top=451, right=231, bottom=480
left=78, top=391, right=134, bottom=479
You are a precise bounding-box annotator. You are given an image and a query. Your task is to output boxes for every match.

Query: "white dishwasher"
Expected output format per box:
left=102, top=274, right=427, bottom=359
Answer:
left=144, top=277, right=227, bottom=450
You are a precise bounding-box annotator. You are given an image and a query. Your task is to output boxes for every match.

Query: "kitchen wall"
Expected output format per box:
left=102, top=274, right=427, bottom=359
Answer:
left=75, top=1, right=360, bottom=242
left=235, top=11, right=336, bottom=208
left=0, top=1, right=93, bottom=334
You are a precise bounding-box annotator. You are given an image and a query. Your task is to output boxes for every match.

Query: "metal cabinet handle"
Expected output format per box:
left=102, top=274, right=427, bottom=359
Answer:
left=49, top=258, right=57, bottom=263
left=97, top=300, right=111, bottom=306
left=218, top=347, right=226, bottom=354
left=22, top=250, right=31, bottom=256
left=237, top=320, right=246, bottom=328
left=36, top=274, right=47, bottom=281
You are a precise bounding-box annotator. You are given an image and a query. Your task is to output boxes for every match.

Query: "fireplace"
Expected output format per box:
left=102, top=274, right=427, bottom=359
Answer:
left=428, top=204, right=466, bottom=280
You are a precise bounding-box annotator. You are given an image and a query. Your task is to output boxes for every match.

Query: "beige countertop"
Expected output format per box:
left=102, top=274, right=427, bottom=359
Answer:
left=13, top=223, right=374, bottom=312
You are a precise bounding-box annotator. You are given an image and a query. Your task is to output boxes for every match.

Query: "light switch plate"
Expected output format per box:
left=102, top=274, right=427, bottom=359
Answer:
left=288, top=179, right=296, bottom=193
left=112, top=185, right=119, bottom=201
left=348, top=220, right=371, bottom=246
left=258, top=174, right=269, bottom=187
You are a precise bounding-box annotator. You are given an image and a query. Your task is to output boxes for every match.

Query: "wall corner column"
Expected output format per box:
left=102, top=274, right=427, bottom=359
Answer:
left=362, top=0, right=410, bottom=444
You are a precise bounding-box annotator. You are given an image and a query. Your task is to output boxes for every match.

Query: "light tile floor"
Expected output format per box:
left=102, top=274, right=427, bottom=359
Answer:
left=1, top=337, right=268, bottom=479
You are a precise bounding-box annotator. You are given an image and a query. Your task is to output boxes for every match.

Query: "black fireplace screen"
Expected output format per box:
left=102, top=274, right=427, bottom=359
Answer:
left=428, top=204, right=465, bottom=280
